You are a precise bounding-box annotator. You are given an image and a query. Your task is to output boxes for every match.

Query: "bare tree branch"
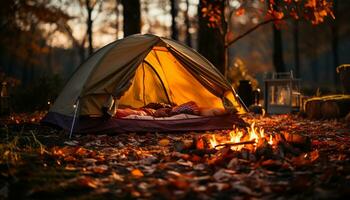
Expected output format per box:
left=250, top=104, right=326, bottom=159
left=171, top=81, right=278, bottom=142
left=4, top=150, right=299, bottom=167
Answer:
left=225, top=18, right=285, bottom=48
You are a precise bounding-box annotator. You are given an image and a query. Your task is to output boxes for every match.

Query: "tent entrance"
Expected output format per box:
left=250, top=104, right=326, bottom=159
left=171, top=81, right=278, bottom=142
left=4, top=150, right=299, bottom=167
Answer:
left=118, top=46, right=226, bottom=109
left=141, top=60, right=171, bottom=105
left=118, top=59, right=171, bottom=108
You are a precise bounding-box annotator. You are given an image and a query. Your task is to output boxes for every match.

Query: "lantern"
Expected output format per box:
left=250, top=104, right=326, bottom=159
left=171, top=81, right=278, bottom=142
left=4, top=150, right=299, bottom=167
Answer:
left=264, top=72, right=301, bottom=114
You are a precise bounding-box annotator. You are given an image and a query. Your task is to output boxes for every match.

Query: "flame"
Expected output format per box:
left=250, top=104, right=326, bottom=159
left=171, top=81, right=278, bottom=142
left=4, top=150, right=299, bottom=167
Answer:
left=209, top=135, right=218, bottom=148
left=229, top=128, right=244, bottom=151
left=247, top=122, right=263, bottom=143
left=209, top=122, right=275, bottom=151
left=268, top=135, right=273, bottom=146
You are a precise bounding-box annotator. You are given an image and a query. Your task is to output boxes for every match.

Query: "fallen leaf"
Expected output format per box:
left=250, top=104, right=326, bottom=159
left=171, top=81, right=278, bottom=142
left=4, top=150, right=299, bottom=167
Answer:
left=208, top=182, right=230, bottom=191
left=131, top=169, right=144, bottom=178
left=176, top=159, right=193, bottom=167
left=232, top=183, right=259, bottom=196
left=88, top=165, right=108, bottom=174
left=110, top=172, right=124, bottom=181
left=213, top=169, right=235, bottom=182
left=76, top=176, right=100, bottom=189
left=170, top=178, right=189, bottom=189
left=159, top=138, right=170, bottom=146
left=309, top=149, right=319, bottom=162
left=64, top=140, right=78, bottom=146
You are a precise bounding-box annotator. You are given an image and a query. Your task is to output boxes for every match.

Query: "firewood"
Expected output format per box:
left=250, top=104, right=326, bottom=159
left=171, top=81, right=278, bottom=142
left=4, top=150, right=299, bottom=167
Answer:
left=186, top=149, right=217, bottom=155
left=207, top=147, right=234, bottom=165
left=214, top=140, right=255, bottom=149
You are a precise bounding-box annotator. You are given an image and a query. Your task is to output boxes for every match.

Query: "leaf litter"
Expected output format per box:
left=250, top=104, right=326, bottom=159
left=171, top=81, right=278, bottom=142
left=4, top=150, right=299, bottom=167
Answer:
left=0, top=114, right=349, bottom=199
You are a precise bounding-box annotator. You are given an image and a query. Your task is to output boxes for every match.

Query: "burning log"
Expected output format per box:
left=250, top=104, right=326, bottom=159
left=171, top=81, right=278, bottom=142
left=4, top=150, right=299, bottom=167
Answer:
left=207, top=147, right=236, bottom=166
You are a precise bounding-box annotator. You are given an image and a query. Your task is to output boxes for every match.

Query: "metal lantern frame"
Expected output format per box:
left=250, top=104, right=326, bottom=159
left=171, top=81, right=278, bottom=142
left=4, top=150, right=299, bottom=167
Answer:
left=264, top=72, right=301, bottom=114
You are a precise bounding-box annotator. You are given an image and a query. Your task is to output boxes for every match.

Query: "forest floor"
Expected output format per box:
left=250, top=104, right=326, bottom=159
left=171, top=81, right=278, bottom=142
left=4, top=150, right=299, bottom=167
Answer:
left=0, top=113, right=349, bottom=200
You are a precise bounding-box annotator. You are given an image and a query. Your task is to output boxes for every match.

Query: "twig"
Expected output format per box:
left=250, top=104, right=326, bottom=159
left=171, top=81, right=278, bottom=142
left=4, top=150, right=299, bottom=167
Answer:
left=186, top=149, right=218, bottom=155
left=214, top=140, right=256, bottom=149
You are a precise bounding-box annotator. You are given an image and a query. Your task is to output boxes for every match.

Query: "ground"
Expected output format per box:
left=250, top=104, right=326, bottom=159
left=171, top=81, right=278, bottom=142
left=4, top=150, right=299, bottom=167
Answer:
left=0, top=113, right=349, bottom=199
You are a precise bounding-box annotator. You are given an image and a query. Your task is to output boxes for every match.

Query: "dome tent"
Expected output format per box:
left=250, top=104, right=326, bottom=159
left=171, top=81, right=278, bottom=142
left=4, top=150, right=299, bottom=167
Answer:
left=42, top=34, right=247, bottom=134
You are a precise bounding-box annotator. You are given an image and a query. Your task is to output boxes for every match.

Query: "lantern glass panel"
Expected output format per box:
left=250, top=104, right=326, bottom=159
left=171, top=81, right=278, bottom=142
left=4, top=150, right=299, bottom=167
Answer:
left=268, top=84, right=291, bottom=106
left=292, top=92, right=301, bottom=107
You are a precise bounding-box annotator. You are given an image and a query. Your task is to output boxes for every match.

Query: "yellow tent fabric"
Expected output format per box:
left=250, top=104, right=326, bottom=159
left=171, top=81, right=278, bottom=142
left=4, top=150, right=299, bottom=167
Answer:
left=50, top=34, right=246, bottom=117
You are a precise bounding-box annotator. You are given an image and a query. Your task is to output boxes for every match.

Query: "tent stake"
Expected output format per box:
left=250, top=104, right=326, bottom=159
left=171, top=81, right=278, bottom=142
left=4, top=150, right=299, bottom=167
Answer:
left=69, top=99, right=79, bottom=139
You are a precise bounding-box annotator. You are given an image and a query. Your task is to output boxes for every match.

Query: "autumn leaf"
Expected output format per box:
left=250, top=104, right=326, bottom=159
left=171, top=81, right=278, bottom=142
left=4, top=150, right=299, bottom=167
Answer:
left=290, top=9, right=299, bottom=19
left=75, top=147, right=89, bottom=157
left=76, top=176, right=100, bottom=189
left=88, top=165, right=108, bottom=174
left=305, top=0, right=317, bottom=8
left=235, top=7, right=245, bottom=16
left=309, top=150, right=319, bottom=162
left=131, top=169, right=144, bottom=178
left=196, top=138, right=205, bottom=150
left=273, top=11, right=284, bottom=20
left=159, top=138, right=170, bottom=146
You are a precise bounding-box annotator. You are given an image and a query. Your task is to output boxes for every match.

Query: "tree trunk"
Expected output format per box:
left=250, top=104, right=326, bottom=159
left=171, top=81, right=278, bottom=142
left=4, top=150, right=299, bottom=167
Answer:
left=115, top=0, right=120, bottom=39
left=78, top=45, right=85, bottom=64
left=197, top=0, right=225, bottom=74
left=184, top=0, right=192, bottom=47
left=47, top=44, right=53, bottom=74
left=272, top=24, right=285, bottom=72
left=86, top=0, right=93, bottom=56
left=121, top=0, right=141, bottom=37
left=170, top=0, right=178, bottom=40
left=332, top=0, right=339, bottom=84
left=293, top=20, right=300, bottom=78
left=271, top=1, right=285, bottom=73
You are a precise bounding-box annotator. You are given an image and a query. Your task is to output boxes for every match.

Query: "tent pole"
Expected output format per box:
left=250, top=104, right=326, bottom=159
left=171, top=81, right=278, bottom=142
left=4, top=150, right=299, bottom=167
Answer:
left=231, top=86, right=249, bottom=112
left=143, top=60, right=172, bottom=104
left=69, top=99, right=80, bottom=139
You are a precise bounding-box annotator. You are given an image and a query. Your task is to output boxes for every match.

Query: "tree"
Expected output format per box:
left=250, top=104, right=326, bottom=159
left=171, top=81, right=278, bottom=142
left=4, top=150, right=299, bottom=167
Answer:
left=200, top=0, right=334, bottom=75
left=271, top=1, right=285, bottom=73
left=198, top=0, right=226, bottom=74
left=0, top=0, right=70, bottom=82
left=294, top=20, right=300, bottom=77
left=85, top=0, right=94, bottom=56
left=170, top=0, right=178, bottom=40
left=184, top=0, right=192, bottom=47
left=80, top=0, right=103, bottom=56
left=121, top=0, right=141, bottom=37
left=331, top=0, right=339, bottom=83
left=58, top=20, right=87, bottom=64
left=56, top=0, right=104, bottom=62
left=115, top=0, right=120, bottom=39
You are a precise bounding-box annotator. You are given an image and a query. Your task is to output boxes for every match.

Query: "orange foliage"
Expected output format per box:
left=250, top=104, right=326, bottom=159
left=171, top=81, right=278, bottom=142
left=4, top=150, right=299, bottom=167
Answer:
left=200, top=0, right=334, bottom=30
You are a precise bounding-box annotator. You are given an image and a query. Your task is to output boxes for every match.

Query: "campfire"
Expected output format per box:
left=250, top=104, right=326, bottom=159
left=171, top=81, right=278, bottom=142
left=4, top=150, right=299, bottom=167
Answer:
left=209, top=122, right=274, bottom=152
left=185, top=119, right=316, bottom=167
